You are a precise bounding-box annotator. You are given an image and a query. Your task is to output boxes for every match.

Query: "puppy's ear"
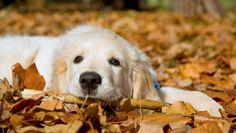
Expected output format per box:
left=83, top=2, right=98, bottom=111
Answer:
left=51, top=48, right=68, bottom=93
left=129, top=61, right=160, bottom=101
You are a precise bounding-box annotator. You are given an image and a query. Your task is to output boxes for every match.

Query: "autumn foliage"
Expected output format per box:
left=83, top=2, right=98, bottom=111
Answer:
left=0, top=9, right=236, bottom=132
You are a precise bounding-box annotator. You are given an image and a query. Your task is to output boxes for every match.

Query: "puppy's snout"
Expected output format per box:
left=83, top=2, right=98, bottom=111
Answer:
left=79, top=72, right=102, bottom=90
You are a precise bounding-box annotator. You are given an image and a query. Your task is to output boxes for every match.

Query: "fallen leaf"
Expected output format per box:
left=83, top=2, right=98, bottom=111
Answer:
left=12, top=63, right=45, bottom=91
left=176, top=78, right=193, bottom=87
left=187, top=121, right=222, bottom=133
left=193, top=114, right=230, bottom=133
left=204, top=90, right=232, bottom=102
left=17, top=121, right=83, bottom=133
left=0, top=101, right=11, bottom=121
left=179, top=63, right=201, bottom=79
left=229, top=73, right=236, bottom=83
left=39, top=99, right=59, bottom=111
left=230, top=57, right=236, bottom=70
left=137, top=114, right=191, bottom=133
left=223, top=101, right=236, bottom=115
left=201, top=75, right=235, bottom=90
left=10, top=95, right=44, bottom=113
left=10, top=114, right=24, bottom=128
left=0, top=78, right=11, bottom=99
left=162, top=101, right=196, bottom=116
left=226, top=89, right=236, bottom=99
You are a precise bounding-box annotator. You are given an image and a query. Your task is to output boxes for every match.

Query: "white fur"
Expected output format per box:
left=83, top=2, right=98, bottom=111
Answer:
left=0, top=25, right=223, bottom=117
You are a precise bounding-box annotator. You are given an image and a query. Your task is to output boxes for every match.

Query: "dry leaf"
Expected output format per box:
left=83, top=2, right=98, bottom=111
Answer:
left=162, top=101, right=196, bottom=116
left=187, top=121, right=222, bottom=133
left=224, top=101, right=236, bottom=115
left=201, top=75, right=235, bottom=90
left=193, top=114, right=230, bottom=133
left=204, top=90, right=232, bottom=102
left=17, top=121, right=83, bottom=133
left=0, top=78, right=12, bottom=100
left=230, top=57, right=236, bottom=70
left=12, top=63, right=45, bottom=91
left=10, top=95, right=44, bottom=113
left=137, top=114, right=191, bottom=133
left=179, top=63, right=201, bottom=79
left=39, top=99, right=59, bottom=111
left=10, top=114, right=24, bottom=128
left=0, top=101, right=11, bottom=122
left=176, top=78, right=193, bottom=87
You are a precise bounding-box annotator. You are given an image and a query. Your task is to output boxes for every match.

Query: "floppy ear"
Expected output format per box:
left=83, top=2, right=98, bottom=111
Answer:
left=51, top=38, right=74, bottom=93
left=119, top=39, right=160, bottom=101
left=129, top=61, right=160, bottom=101
left=51, top=51, right=68, bottom=93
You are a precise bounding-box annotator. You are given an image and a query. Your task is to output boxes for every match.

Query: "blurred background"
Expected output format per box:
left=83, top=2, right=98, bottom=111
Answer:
left=0, top=0, right=235, bottom=14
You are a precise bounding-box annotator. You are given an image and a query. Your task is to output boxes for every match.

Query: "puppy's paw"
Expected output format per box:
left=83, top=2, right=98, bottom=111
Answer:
left=160, top=87, right=223, bottom=117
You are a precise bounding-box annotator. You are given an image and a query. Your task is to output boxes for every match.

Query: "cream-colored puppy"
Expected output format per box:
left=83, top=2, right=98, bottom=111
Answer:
left=0, top=25, right=222, bottom=117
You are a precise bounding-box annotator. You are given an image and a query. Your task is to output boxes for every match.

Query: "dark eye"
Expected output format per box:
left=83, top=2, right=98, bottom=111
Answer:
left=74, top=56, right=83, bottom=64
left=109, top=58, right=120, bottom=66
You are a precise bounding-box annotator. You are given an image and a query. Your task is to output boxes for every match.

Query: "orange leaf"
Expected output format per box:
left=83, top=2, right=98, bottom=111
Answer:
left=12, top=63, right=45, bottom=91
left=204, top=90, right=232, bottom=102
left=179, top=63, right=201, bottom=79
left=201, top=75, right=235, bottom=90
left=230, top=57, right=236, bottom=70
left=188, top=121, right=222, bottom=133
left=39, top=99, right=59, bottom=111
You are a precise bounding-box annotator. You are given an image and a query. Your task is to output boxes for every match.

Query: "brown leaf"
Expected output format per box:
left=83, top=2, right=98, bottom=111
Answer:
left=201, top=75, right=235, bottom=90
left=193, top=114, right=230, bottom=133
left=10, top=114, right=24, bottom=128
left=179, top=63, right=201, bottom=79
left=223, top=101, right=236, bottom=115
left=137, top=114, right=191, bottom=133
left=230, top=57, right=236, bottom=70
left=17, top=121, right=83, bottom=133
left=226, top=89, right=236, bottom=99
left=86, top=103, right=99, bottom=119
left=39, top=99, right=59, bottom=111
left=0, top=101, right=11, bottom=121
left=12, top=63, right=45, bottom=91
left=176, top=78, right=193, bottom=87
left=204, top=90, right=232, bottom=102
left=10, top=94, right=44, bottom=113
left=118, top=99, right=133, bottom=112
left=187, top=121, right=222, bottom=133
left=0, top=78, right=11, bottom=93
left=162, top=101, right=197, bottom=116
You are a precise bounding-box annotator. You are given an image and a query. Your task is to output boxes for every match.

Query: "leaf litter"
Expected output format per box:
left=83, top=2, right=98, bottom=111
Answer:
left=0, top=9, right=236, bottom=132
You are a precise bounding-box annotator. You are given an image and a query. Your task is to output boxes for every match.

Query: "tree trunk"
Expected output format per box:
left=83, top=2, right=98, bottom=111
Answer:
left=170, top=0, right=225, bottom=17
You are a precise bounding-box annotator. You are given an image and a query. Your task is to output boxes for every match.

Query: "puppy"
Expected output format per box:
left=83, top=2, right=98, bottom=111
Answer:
left=0, top=25, right=223, bottom=117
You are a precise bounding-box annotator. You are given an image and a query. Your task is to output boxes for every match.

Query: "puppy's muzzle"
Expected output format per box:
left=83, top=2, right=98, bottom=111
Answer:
left=79, top=72, right=102, bottom=92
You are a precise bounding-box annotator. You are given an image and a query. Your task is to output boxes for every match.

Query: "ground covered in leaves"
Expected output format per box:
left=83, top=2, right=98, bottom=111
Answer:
left=0, top=9, right=236, bottom=132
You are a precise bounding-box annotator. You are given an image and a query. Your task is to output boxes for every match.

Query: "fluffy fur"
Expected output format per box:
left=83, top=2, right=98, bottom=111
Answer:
left=0, top=25, right=223, bottom=117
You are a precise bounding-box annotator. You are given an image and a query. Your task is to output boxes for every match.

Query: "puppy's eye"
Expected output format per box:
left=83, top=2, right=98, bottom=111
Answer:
left=74, top=56, right=83, bottom=64
left=109, top=58, right=120, bottom=66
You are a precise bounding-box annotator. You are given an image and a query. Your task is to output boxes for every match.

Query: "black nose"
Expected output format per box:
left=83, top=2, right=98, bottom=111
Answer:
left=79, top=72, right=102, bottom=90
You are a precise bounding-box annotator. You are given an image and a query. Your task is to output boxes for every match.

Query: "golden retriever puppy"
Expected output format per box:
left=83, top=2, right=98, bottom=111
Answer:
left=0, top=25, right=222, bottom=117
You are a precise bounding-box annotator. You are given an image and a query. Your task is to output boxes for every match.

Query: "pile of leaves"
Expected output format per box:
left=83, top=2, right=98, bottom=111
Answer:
left=0, top=63, right=231, bottom=132
left=0, top=9, right=236, bottom=132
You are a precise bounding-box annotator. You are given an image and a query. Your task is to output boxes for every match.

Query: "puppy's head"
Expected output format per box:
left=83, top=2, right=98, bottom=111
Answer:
left=53, top=27, right=159, bottom=100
